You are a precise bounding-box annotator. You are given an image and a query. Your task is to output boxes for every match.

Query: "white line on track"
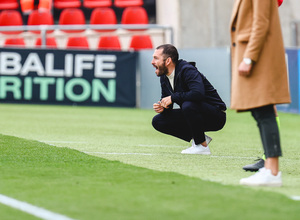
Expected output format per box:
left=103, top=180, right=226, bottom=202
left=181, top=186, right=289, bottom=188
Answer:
left=84, top=152, right=153, bottom=156
left=0, top=194, right=75, bottom=220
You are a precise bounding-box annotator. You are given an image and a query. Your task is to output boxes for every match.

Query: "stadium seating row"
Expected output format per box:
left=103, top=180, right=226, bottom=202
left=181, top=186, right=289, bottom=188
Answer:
left=3, top=35, right=153, bottom=50
left=0, top=2, right=157, bottom=50
left=0, top=0, right=144, bottom=10
left=0, top=7, right=153, bottom=50
left=0, top=7, right=149, bottom=31
left=0, top=7, right=149, bottom=33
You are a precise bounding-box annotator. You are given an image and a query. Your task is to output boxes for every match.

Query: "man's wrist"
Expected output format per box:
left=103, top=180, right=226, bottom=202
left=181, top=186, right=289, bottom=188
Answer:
left=243, top=58, right=252, bottom=65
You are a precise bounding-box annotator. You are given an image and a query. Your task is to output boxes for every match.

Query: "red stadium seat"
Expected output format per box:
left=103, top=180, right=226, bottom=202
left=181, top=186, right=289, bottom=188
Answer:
left=83, top=0, right=112, bottom=8
left=0, top=0, right=19, bottom=10
left=20, top=0, right=52, bottom=14
left=98, top=36, right=121, bottom=50
left=121, top=6, right=148, bottom=30
left=35, top=37, right=57, bottom=48
left=114, top=0, right=143, bottom=8
left=54, top=0, right=81, bottom=9
left=0, top=10, right=23, bottom=35
left=66, top=37, right=89, bottom=50
left=27, top=10, right=54, bottom=34
left=59, top=8, right=86, bottom=33
left=4, top=38, right=26, bottom=48
left=129, top=35, right=153, bottom=50
left=90, top=7, right=117, bottom=32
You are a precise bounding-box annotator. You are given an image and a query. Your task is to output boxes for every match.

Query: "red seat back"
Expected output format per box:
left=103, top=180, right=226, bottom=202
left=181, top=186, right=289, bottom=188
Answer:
left=0, top=0, right=19, bottom=10
left=59, top=8, right=86, bottom=33
left=90, top=7, right=117, bottom=32
left=27, top=10, right=54, bottom=34
left=98, top=36, right=121, bottom=50
left=114, top=0, right=143, bottom=8
left=0, top=10, right=23, bottom=34
left=121, top=6, right=148, bottom=31
left=4, top=38, right=26, bottom=48
left=35, top=37, right=57, bottom=48
left=129, top=35, right=153, bottom=50
left=83, top=0, right=112, bottom=8
left=54, top=0, right=81, bottom=9
left=66, top=37, right=89, bottom=50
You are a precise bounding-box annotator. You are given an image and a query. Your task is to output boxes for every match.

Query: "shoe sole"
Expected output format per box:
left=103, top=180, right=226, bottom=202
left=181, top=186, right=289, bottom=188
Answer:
left=181, top=151, right=211, bottom=155
left=243, top=168, right=259, bottom=172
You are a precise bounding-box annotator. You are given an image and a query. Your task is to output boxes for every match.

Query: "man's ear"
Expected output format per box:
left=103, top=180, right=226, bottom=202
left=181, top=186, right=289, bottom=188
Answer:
left=165, top=57, right=172, bottom=66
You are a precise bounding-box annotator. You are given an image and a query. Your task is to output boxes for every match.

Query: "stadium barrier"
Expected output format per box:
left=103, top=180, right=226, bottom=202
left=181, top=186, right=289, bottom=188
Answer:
left=0, top=24, right=174, bottom=50
left=291, top=20, right=300, bottom=47
left=0, top=39, right=299, bottom=113
left=276, top=48, right=300, bottom=114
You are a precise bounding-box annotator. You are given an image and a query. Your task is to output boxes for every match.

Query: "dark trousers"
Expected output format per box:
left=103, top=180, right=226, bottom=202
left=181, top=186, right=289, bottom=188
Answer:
left=251, top=105, right=282, bottom=158
left=152, top=101, right=226, bottom=145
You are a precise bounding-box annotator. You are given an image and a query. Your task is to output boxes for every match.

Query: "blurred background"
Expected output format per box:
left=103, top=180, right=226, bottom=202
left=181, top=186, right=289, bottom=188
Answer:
left=0, top=0, right=299, bottom=112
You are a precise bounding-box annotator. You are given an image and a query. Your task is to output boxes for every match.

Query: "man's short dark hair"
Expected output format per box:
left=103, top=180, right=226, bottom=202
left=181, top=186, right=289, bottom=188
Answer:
left=156, top=44, right=179, bottom=63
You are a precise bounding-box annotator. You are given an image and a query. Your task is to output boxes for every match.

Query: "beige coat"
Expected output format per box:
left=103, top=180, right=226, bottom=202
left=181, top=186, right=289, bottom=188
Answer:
left=230, top=0, right=291, bottom=111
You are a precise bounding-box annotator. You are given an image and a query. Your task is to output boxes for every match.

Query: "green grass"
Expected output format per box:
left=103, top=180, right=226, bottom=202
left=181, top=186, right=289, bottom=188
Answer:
left=0, top=104, right=300, bottom=219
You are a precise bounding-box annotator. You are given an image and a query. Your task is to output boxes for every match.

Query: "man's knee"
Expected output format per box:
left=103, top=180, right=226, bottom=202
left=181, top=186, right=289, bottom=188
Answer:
left=152, top=114, right=163, bottom=131
left=181, top=101, right=198, bottom=114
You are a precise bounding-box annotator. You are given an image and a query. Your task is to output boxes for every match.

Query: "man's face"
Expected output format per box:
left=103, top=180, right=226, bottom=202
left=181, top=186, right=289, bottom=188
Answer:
left=151, top=49, right=168, bottom=77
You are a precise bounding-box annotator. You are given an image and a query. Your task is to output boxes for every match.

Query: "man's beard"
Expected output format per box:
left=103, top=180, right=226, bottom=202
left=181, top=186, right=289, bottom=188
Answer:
left=156, top=63, right=168, bottom=76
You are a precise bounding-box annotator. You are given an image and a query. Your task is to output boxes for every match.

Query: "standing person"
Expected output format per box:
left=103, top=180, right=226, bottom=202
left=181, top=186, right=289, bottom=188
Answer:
left=230, top=0, right=291, bottom=186
left=151, top=44, right=226, bottom=155
left=242, top=0, right=285, bottom=173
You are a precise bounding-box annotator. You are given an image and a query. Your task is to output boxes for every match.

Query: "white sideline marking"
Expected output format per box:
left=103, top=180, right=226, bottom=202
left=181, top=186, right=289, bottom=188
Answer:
left=40, top=141, right=86, bottom=144
left=0, top=194, right=75, bottom=220
left=138, top=144, right=183, bottom=148
left=211, top=155, right=257, bottom=159
left=84, top=152, right=257, bottom=159
left=84, top=152, right=153, bottom=156
left=290, top=195, right=300, bottom=201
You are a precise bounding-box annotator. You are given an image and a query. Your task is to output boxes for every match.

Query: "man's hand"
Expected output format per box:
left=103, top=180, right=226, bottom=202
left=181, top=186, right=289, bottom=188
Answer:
left=153, top=102, right=164, bottom=113
left=160, top=96, right=172, bottom=108
left=238, top=61, right=252, bottom=77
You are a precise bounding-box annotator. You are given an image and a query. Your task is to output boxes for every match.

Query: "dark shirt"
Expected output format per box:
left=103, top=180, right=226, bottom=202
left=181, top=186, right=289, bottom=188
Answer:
left=160, top=59, right=226, bottom=111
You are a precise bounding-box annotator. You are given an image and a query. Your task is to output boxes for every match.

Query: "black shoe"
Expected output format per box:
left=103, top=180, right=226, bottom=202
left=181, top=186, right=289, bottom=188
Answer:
left=243, top=158, right=265, bottom=172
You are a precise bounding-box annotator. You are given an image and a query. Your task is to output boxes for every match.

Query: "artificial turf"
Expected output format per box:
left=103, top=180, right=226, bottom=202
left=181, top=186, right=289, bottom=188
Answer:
left=0, top=104, right=299, bottom=219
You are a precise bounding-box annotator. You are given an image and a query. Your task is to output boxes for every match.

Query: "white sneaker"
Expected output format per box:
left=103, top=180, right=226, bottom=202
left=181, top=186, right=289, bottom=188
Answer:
left=240, top=168, right=282, bottom=187
left=181, top=142, right=211, bottom=155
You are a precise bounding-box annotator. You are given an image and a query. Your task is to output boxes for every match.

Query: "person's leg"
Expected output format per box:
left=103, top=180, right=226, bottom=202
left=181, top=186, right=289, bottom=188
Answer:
left=152, top=109, right=192, bottom=142
left=179, top=101, right=226, bottom=154
left=252, top=105, right=281, bottom=174
left=181, top=101, right=226, bottom=146
left=152, top=102, right=226, bottom=154
left=240, top=105, right=282, bottom=186
left=242, top=105, right=280, bottom=172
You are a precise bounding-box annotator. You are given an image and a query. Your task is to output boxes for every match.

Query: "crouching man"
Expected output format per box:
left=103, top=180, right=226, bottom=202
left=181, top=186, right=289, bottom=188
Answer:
left=151, top=44, right=226, bottom=154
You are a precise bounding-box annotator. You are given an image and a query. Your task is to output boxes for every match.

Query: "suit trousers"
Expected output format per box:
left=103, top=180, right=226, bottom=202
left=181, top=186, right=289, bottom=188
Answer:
left=251, top=105, right=282, bottom=158
left=152, top=101, right=226, bottom=145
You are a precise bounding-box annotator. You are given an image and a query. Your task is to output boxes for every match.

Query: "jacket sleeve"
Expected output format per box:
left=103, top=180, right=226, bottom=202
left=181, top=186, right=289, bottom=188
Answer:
left=160, top=77, right=174, bottom=112
left=171, top=67, right=205, bottom=105
left=244, top=0, right=271, bottom=62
